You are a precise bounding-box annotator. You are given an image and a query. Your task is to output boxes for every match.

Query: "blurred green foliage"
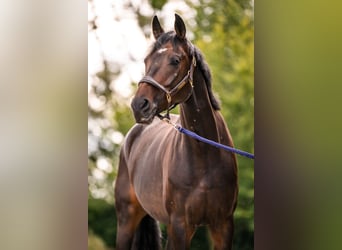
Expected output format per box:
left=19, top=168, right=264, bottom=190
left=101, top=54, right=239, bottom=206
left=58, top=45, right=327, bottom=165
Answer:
left=88, top=229, right=110, bottom=250
left=88, top=0, right=253, bottom=249
left=151, top=0, right=168, bottom=10
left=88, top=197, right=117, bottom=249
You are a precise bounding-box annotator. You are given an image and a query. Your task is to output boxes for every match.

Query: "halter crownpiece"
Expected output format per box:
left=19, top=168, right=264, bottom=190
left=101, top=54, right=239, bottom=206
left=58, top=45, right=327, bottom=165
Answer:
left=138, top=55, right=196, bottom=119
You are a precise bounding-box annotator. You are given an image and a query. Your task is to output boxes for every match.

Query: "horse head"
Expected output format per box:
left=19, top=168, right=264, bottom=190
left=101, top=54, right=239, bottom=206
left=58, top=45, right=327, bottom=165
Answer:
left=131, top=14, right=195, bottom=124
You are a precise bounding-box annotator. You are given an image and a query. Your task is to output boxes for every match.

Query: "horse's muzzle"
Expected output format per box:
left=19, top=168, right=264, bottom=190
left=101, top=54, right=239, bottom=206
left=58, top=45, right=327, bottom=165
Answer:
left=131, top=97, right=157, bottom=124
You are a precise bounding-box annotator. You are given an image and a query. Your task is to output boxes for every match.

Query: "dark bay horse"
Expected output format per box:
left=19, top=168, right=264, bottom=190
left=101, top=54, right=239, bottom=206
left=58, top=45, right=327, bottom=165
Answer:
left=115, top=14, right=238, bottom=250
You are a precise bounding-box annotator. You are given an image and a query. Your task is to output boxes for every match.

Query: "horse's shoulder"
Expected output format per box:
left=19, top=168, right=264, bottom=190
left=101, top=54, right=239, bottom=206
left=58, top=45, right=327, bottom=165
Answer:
left=120, top=123, right=143, bottom=158
left=124, top=123, right=145, bottom=148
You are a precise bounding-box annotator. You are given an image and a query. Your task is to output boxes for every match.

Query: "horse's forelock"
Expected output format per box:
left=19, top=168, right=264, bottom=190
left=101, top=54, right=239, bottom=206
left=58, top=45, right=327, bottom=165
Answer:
left=149, top=31, right=174, bottom=55
left=150, top=31, right=192, bottom=55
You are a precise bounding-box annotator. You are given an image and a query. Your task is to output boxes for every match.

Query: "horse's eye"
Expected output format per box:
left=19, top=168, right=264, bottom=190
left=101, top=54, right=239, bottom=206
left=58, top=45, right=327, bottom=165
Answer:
left=170, top=57, right=180, bottom=66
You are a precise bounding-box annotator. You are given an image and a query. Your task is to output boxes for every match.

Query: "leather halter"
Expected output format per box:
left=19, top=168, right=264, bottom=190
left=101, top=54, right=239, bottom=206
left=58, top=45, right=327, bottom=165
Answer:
left=138, top=56, right=196, bottom=118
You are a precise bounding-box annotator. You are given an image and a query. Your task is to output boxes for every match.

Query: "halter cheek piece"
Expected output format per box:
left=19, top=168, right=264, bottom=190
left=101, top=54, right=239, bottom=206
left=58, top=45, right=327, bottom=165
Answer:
left=138, top=56, right=196, bottom=119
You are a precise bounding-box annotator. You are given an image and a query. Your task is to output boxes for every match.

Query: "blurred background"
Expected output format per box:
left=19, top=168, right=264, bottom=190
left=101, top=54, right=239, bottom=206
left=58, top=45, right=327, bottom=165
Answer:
left=88, top=0, right=254, bottom=249
left=2, top=0, right=342, bottom=249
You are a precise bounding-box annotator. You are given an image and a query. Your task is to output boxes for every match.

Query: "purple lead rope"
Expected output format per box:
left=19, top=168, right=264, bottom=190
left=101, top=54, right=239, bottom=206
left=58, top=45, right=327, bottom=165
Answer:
left=175, top=124, right=254, bottom=159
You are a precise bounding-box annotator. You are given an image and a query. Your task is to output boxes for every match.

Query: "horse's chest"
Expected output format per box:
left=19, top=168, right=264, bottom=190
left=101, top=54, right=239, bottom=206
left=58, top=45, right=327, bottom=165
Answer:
left=167, top=173, right=235, bottom=225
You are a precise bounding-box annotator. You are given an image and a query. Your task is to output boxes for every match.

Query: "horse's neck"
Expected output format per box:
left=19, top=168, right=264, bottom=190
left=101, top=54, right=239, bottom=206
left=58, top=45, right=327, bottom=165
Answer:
left=180, top=68, right=219, bottom=142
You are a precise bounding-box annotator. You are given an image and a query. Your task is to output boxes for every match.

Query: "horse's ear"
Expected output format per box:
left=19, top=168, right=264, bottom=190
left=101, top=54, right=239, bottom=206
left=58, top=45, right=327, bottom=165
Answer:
left=152, top=15, right=164, bottom=40
left=174, top=13, right=186, bottom=40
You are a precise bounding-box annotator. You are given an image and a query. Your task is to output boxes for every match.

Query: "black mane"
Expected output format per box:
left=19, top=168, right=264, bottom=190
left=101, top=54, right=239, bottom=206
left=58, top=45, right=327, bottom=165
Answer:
left=148, top=31, right=221, bottom=110
left=193, top=46, right=221, bottom=110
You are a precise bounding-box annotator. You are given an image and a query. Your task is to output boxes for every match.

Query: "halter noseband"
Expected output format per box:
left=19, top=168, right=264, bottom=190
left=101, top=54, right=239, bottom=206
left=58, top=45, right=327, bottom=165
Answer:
left=138, top=56, right=196, bottom=119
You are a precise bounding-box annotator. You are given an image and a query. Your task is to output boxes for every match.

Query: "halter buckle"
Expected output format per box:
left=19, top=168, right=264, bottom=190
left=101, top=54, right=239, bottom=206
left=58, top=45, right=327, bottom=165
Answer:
left=166, top=93, right=172, bottom=104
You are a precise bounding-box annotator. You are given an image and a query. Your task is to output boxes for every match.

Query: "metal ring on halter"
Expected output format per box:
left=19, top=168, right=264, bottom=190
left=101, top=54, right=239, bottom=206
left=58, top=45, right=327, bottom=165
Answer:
left=166, top=93, right=172, bottom=104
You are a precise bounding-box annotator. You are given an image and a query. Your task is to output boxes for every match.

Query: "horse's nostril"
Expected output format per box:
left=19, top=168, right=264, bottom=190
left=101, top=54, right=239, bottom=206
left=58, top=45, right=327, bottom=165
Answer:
left=140, top=99, right=149, bottom=110
left=132, top=97, right=150, bottom=113
left=131, top=97, right=155, bottom=124
left=139, top=99, right=149, bottom=109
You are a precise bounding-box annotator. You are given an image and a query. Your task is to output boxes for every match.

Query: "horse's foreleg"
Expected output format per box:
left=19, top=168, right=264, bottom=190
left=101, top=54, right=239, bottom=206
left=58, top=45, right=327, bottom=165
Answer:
left=116, top=214, right=140, bottom=250
left=166, top=216, right=194, bottom=250
left=115, top=186, right=145, bottom=250
left=209, top=215, right=234, bottom=250
left=115, top=155, right=144, bottom=250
